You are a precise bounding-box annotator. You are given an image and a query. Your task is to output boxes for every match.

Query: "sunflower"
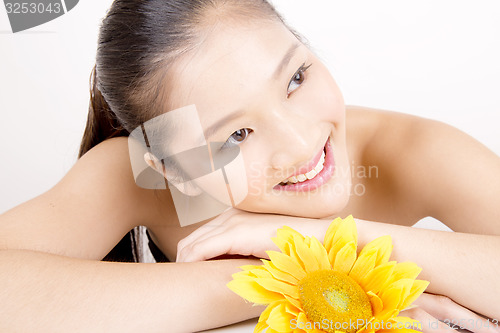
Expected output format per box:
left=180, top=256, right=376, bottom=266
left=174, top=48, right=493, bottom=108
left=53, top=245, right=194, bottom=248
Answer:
left=227, top=215, right=429, bottom=333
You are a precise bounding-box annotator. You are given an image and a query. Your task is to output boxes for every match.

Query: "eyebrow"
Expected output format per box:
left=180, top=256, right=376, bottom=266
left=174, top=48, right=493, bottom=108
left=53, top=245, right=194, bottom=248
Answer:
left=273, top=43, right=301, bottom=80
left=202, top=43, right=301, bottom=141
left=203, top=109, right=247, bottom=141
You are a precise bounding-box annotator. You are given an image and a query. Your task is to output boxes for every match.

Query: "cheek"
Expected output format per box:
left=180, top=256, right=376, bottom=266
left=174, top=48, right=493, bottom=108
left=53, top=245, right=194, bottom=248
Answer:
left=233, top=157, right=270, bottom=211
left=243, top=152, right=270, bottom=197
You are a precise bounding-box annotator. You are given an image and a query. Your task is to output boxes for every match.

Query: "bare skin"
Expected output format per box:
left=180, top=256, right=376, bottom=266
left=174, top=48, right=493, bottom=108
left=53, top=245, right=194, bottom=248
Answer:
left=0, top=137, right=264, bottom=332
left=1, top=13, right=499, bottom=333
left=1, top=107, right=499, bottom=332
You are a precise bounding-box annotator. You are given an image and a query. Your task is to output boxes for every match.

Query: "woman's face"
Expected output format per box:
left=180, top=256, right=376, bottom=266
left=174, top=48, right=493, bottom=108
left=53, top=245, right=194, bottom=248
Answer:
left=165, top=19, right=351, bottom=218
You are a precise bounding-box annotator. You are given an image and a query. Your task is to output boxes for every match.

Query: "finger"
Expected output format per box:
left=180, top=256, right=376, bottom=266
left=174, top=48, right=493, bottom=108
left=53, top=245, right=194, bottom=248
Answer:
left=400, top=307, right=456, bottom=333
left=177, top=209, right=235, bottom=247
left=179, top=233, right=242, bottom=263
left=412, top=293, right=500, bottom=333
left=176, top=228, right=226, bottom=262
left=176, top=208, right=246, bottom=261
left=176, top=215, right=231, bottom=262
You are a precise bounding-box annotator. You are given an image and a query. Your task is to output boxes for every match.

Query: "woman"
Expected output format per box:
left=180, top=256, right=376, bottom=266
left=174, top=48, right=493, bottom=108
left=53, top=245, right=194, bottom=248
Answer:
left=0, top=0, right=499, bottom=332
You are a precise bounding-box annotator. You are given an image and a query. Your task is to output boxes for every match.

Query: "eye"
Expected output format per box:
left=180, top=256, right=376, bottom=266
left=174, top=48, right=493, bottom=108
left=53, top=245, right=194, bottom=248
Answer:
left=222, top=128, right=252, bottom=148
left=287, top=63, right=312, bottom=96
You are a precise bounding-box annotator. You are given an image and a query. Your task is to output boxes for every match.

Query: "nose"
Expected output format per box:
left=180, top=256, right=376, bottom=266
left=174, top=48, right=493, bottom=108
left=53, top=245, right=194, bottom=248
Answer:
left=266, top=107, right=321, bottom=171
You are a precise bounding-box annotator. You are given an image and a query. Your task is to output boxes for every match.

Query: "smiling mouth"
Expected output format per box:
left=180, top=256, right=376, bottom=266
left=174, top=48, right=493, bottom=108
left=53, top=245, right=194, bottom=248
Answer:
left=278, top=148, right=325, bottom=186
left=273, top=137, right=335, bottom=192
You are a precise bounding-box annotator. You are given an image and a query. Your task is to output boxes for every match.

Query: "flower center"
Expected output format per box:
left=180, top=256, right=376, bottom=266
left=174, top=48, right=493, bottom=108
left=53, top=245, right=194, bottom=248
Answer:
left=298, top=270, right=373, bottom=333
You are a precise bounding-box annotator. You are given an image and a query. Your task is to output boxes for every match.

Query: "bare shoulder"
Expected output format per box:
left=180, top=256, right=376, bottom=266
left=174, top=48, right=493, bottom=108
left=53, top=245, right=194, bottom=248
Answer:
left=346, top=105, right=427, bottom=150
left=0, top=137, right=176, bottom=259
left=344, top=106, right=432, bottom=223
left=65, top=136, right=178, bottom=231
left=345, top=105, right=431, bottom=182
left=346, top=105, right=500, bottom=234
left=346, top=105, right=467, bottom=165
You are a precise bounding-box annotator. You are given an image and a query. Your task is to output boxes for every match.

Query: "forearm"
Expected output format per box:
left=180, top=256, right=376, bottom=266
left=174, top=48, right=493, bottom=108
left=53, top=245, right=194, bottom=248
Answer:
left=279, top=216, right=499, bottom=317
left=177, top=209, right=500, bottom=318
left=0, top=249, right=263, bottom=333
left=353, top=219, right=500, bottom=318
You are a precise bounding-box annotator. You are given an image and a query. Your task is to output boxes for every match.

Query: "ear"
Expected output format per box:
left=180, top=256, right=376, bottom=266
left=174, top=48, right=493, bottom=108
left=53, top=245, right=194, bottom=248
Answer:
left=143, top=152, right=202, bottom=196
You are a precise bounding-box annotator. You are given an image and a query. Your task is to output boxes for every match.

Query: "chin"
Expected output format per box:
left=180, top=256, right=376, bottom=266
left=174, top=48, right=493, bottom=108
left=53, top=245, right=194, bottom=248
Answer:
left=287, top=191, right=351, bottom=219
left=239, top=186, right=351, bottom=219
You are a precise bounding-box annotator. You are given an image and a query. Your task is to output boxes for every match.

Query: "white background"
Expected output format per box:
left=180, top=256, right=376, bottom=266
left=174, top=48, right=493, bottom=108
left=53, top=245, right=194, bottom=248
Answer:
left=1, top=0, right=499, bottom=215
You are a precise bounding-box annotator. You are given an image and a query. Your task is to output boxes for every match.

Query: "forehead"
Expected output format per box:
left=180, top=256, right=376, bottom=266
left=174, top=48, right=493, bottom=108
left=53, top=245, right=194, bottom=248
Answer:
left=165, top=20, right=300, bottom=114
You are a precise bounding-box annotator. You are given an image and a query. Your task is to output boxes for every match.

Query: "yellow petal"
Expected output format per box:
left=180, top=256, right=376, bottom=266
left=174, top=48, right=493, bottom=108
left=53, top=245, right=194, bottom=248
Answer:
left=284, top=295, right=303, bottom=311
left=262, top=260, right=299, bottom=285
left=250, top=267, right=274, bottom=279
left=240, top=264, right=262, bottom=271
left=293, top=234, right=319, bottom=274
left=266, top=328, right=279, bottom=333
left=324, top=217, right=342, bottom=251
left=378, top=278, right=413, bottom=317
left=392, top=279, right=413, bottom=309
left=293, top=329, right=307, bottom=333
left=324, top=215, right=358, bottom=261
left=267, top=302, right=296, bottom=332
left=388, top=262, right=422, bottom=284
left=366, top=291, right=384, bottom=315
left=358, top=235, right=393, bottom=267
left=349, top=248, right=378, bottom=284
left=332, top=240, right=357, bottom=274
left=293, top=312, right=309, bottom=332
left=232, top=270, right=257, bottom=280
left=254, top=321, right=268, bottom=333
left=256, top=302, right=277, bottom=333
left=267, top=251, right=307, bottom=281
left=375, top=308, right=399, bottom=323
left=309, top=236, right=331, bottom=270
left=258, top=302, right=275, bottom=323
left=355, top=316, right=376, bottom=333
left=361, top=261, right=396, bottom=294
left=287, top=238, right=307, bottom=272
left=307, top=329, right=325, bottom=333
left=255, top=278, right=299, bottom=299
left=273, top=226, right=306, bottom=255
left=227, top=278, right=283, bottom=304
left=378, top=287, right=402, bottom=312
left=400, top=279, right=430, bottom=310
left=284, top=301, right=300, bottom=316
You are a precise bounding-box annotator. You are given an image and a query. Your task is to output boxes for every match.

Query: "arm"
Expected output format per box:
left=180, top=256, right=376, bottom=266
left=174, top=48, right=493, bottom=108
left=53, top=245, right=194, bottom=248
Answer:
left=0, top=137, right=263, bottom=332
left=0, top=250, right=261, bottom=332
left=376, top=112, right=500, bottom=236
left=177, top=211, right=500, bottom=319
left=177, top=113, right=500, bottom=318
left=356, top=113, right=500, bottom=317
left=355, top=218, right=500, bottom=319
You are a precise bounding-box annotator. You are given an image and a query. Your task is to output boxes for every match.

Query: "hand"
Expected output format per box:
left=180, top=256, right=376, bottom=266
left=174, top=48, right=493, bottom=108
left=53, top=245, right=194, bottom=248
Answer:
left=176, top=208, right=329, bottom=262
left=400, top=293, right=500, bottom=333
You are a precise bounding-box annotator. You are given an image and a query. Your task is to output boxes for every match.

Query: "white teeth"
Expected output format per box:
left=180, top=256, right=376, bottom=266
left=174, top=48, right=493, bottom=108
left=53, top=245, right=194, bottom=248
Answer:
left=296, top=174, right=307, bottom=182
left=315, top=161, right=324, bottom=173
left=305, top=169, right=317, bottom=179
left=281, top=149, right=326, bottom=185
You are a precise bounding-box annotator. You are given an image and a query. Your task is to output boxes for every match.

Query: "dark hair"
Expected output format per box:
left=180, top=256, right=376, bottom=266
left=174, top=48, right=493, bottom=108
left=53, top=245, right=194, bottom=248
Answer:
left=78, top=0, right=301, bottom=262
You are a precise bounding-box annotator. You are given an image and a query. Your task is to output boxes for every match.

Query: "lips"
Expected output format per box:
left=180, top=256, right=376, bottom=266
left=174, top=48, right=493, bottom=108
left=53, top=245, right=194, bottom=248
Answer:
left=273, top=137, right=335, bottom=192
left=279, top=149, right=325, bottom=185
